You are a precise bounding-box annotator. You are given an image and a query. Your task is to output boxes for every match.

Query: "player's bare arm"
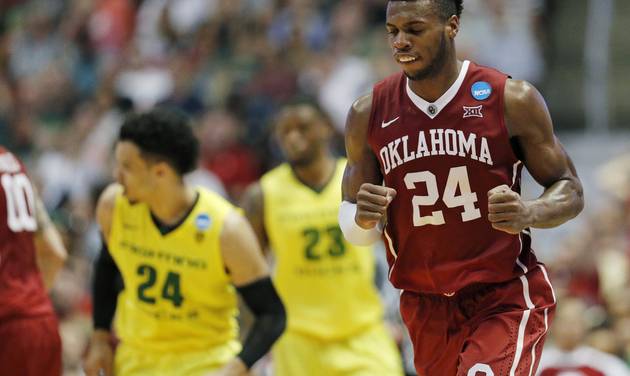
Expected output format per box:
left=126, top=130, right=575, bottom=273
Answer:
left=33, top=192, right=67, bottom=290
left=84, top=183, right=120, bottom=376
left=240, top=182, right=269, bottom=251
left=217, top=210, right=286, bottom=375
left=95, top=183, right=120, bottom=240
left=342, top=94, right=396, bottom=232
left=487, top=79, right=584, bottom=234
left=220, top=210, right=269, bottom=285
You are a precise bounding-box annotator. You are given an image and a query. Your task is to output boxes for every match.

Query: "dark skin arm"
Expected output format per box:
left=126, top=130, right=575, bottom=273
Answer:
left=33, top=194, right=67, bottom=290
left=341, top=93, right=396, bottom=230
left=213, top=209, right=272, bottom=376
left=84, top=184, right=119, bottom=376
left=240, top=182, right=269, bottom=252
left=487, top=79, right=584, bottom=234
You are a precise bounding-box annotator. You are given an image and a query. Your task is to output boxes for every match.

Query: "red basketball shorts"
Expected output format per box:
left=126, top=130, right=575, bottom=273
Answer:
left=0, top=314, right=62, bottom=376
left=400, top=263, right=556, bottom=376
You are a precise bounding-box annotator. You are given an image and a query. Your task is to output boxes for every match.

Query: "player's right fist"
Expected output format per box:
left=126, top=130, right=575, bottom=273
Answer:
left=84, top=331, right=114, bottom=376
left=355, top=183, right=397, bottom=229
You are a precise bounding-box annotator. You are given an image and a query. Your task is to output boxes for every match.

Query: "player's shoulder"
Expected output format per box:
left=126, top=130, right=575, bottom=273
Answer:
left=262, top=162, right=291, bottom=182
left=466, top=61, right=512, bottom=94
left=348, top=73, right=403, bottom=133
left=258, top=163, right=293, bottom=199
left=350, top=93, right=373, bottom=117
left=346, top=93, right=375, bottom=139
left=97, top=183, right=123, bottom=213
left=195, top=186, right=238, bottom=219
left=504, top=79, right=540, bottom=106
left=503, top=78, right=547, bottom=138
left=465, top=60, right=538, bottom=104
left=353, top=71, right=402, bottom=114
left=96, top=183, right=123, bottom=237
left=196, top=185, right=231, bottom=205
left=462, top=60, right=512, bottom=88
left=468, top=60, right=507, bottom=75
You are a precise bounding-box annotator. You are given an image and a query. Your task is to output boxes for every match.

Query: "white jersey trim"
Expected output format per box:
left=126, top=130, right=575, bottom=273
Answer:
left=539, top=264, right=557, bottom=303
left=509, top=263, right=557, bottom=376
left=384, top=228, right=398, bottom=279
left=405, top=60, right=470, bottom=119
left=510, top=261, right=535, bottom=376
left=511, top=161, right=522, bottom=188
left=528, top=307, right=549, bottom=376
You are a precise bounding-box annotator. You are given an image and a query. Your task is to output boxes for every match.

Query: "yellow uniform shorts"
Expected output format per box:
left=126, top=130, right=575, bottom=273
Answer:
left=273, top=323, right=404, bottom=376
left=114, top=341, right=240, bottom=376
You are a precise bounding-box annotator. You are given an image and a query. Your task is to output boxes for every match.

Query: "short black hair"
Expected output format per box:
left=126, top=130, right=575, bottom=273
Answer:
left=278, top=97, right=332, bottom=124
left=273, top=98, right=336, bottom=136
left=119, top=108, right=199, bottom=175
left=389, top=0, right=464, bottom=20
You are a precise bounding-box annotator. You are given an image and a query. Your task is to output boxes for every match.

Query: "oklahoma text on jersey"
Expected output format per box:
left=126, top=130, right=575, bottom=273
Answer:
left=378, top=129, right=494, bottom=175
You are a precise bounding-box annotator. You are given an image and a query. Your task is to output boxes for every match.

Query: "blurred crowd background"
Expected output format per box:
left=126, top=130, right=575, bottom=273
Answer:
left=0, top=0, right=629, bottom=374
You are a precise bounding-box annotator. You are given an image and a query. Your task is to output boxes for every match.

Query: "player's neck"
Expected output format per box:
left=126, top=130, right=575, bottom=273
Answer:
left=148, top=182, right=197, bottom=225
left=292, top=154, right=336, bottom=191
left=407, top=58, right=462, bottom=103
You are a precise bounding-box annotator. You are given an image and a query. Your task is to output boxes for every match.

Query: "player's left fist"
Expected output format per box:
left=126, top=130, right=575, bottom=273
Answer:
left=487, top=184, right=533, bottom=235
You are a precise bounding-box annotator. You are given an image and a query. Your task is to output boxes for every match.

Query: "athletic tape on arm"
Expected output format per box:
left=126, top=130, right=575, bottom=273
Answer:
left=338, top=201, right=383, bottom=246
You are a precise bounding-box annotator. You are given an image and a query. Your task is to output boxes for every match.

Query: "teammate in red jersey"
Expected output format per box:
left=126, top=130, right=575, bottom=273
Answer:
left=339, top=1, right=584, bottom=375
left=0, top=146, right=68, bottom=376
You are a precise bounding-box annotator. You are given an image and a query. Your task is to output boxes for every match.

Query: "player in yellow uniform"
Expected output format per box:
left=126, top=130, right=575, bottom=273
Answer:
left=84, top=109, right=286, bottom=376
left=241, top=103, right=403, bottom=375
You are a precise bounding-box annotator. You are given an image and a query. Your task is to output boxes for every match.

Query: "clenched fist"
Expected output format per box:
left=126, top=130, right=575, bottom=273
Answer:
left=487, top=184, right=533, bottom=234
left=355, top=183, right=397, bottom=229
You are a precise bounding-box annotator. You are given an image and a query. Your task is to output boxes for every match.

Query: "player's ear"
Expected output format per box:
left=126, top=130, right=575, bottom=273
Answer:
left=446, top=15, right=459, bottom=39
left=152, top=161, right=170, bottom=178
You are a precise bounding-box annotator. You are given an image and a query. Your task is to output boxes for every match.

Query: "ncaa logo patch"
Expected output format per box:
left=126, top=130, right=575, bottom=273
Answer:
left=195, top=213, right=212, bottom=231
left=471, top=81, right=492, bottom=101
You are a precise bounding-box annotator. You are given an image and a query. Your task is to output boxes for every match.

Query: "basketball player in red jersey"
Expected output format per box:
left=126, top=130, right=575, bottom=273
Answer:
left=339, top=1, right=584, bottom=375
left=0, top=146, right=68, bottom=376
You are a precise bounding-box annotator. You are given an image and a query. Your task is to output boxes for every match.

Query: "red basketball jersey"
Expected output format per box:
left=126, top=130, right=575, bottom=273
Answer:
left=367, top=61, right=538, bottom=294
left=0, top=146, right=54, bottom=320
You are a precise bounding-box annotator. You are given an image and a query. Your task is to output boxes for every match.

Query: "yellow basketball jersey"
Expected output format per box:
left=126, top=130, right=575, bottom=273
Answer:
left=261, top=159, right=383, bottom=340
left=108, top=186, right=240, bottom=357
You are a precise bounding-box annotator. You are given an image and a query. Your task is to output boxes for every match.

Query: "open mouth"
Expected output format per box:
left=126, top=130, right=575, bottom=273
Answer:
left=396, top=55, right=418, bottom=64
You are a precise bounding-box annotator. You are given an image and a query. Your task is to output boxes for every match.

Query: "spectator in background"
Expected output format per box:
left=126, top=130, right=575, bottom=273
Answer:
left=198, top=111, right=260, bottom=201
left=457, top=0, right=546, bottom=84
left=538, top=297, right=630, bottom=375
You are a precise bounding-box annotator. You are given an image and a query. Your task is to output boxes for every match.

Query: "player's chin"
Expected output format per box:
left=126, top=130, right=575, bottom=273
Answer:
left=287, top=155, right=312, bottom=167
left=398, top=61, right=424, bottom=74
left=121, top=189, right=138, bottom=203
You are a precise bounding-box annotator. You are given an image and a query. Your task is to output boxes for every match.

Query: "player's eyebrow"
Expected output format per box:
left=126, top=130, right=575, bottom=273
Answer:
left=386, top=20, right=427, bottom=28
